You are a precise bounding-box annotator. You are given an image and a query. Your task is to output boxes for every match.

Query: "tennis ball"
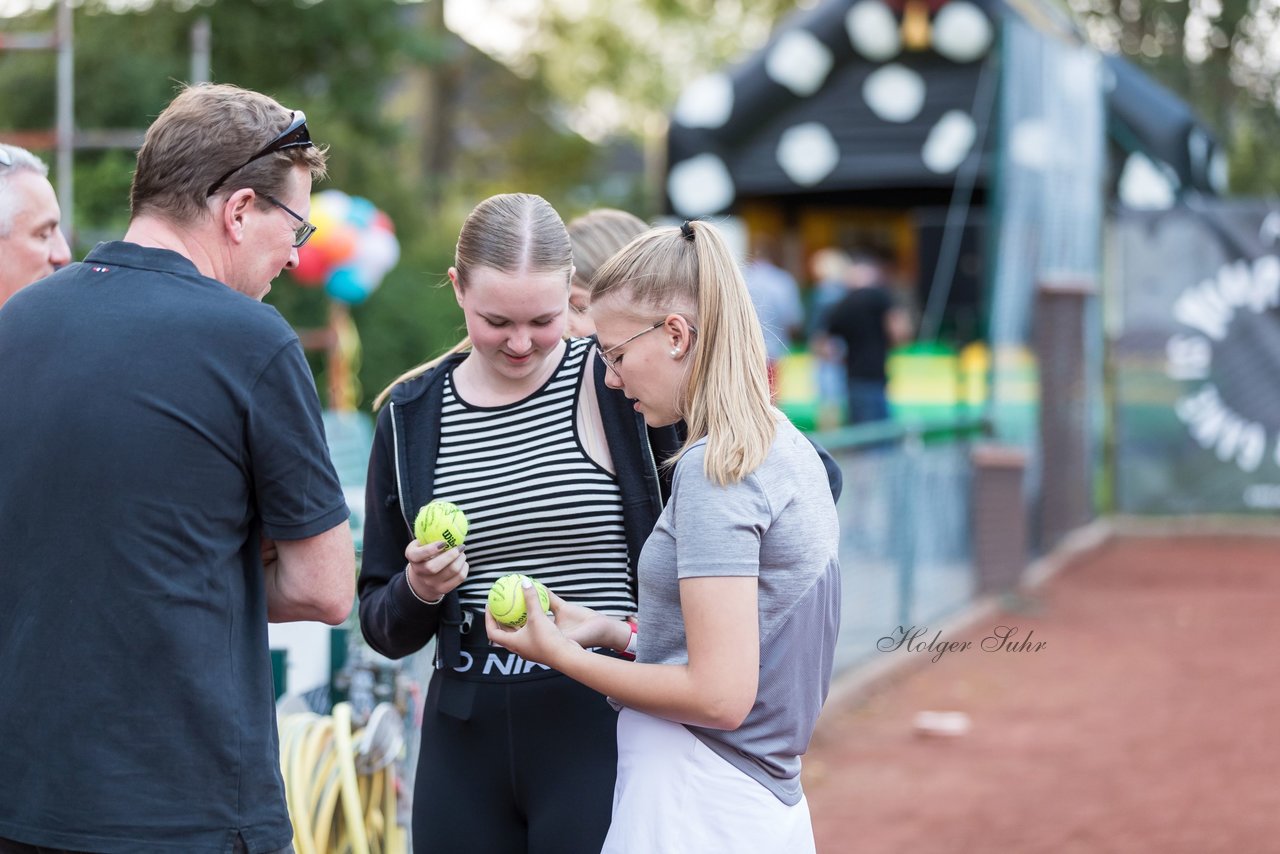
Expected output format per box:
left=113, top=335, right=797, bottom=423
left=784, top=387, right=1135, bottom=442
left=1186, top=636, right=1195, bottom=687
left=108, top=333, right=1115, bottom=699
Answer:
left=414, top=500, right=469, bottom=549
left=487, top=574, right=551, bottom=628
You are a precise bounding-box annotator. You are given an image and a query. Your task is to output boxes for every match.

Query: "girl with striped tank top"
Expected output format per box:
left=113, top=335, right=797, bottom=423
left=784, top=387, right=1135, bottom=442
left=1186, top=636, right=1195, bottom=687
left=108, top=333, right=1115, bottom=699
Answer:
left=357, top=194, right=683, bottom=854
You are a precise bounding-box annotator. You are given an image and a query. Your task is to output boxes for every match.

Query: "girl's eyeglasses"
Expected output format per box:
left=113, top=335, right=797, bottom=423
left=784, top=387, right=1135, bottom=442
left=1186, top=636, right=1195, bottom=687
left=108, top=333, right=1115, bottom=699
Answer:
left=598, top=321, right=665, bottom=375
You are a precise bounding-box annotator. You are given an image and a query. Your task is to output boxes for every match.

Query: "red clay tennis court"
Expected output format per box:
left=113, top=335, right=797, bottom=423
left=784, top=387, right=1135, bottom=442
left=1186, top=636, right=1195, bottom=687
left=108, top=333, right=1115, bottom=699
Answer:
left=804, top=533, right=1280, bottom=853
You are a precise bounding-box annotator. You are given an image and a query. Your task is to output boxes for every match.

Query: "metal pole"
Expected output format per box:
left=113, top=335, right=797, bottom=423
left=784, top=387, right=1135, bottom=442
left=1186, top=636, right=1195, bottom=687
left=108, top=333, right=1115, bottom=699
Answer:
left=55, top=0, right=73, bottom=238
left=190, top=16, right=211, bottom=84
left=894, top=444, right=919, bottom=627
left=917, top=55, right=998, bottom=344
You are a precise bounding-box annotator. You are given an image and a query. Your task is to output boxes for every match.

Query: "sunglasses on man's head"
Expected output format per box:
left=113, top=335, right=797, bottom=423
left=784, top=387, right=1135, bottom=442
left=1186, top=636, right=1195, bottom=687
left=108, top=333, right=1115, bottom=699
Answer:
left=206, top=110, right=313, bottom=197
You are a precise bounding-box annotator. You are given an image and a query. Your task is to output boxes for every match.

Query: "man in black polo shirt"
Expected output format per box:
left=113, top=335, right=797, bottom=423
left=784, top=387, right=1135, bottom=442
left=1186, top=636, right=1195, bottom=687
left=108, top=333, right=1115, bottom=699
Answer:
left=0, top=84, right=354, bottom=854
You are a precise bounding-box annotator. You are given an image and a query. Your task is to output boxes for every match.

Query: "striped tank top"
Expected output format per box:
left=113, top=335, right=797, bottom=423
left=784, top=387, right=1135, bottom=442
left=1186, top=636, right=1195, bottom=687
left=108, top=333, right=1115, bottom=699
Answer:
left=433, top=337, right=635, bottom=617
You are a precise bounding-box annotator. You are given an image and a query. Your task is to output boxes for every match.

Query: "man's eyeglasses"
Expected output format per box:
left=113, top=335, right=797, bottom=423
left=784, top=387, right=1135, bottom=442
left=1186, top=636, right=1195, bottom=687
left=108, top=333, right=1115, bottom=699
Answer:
left=598, top=321, right=665, bottom=375
left=206, top=110, right=313, bottom=197
left=262, top=194, right=317, bottom=248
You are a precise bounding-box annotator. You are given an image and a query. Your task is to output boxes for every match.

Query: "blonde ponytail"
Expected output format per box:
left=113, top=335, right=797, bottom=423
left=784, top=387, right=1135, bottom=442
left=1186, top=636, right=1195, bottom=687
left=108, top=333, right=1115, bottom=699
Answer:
left=590, top=220, right=775, bottom=485
left=371, top=336, right=471, bottom=411
left=681, top=222, right=775, bottom=485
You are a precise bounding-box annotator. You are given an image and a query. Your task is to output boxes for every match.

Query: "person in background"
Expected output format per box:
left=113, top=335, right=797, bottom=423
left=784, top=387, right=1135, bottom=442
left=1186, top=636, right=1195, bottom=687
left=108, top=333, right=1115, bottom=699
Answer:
left=566, top=208, right=648, bottom=338
left=0, top=84, right=354, bottom=854
left=806, top=246, right=853, bottom=429
left=742, top=236, right=804, bottom=398
left=0, top=143, right=71, bottom=310
left=487, top=220, right=841, bottom=854
left=817, top=248, right=914, bottom=424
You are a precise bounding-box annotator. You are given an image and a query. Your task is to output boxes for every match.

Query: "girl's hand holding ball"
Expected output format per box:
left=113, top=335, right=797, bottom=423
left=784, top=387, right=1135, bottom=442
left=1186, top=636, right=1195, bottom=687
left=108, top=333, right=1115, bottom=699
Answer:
left=404, top=501, right=470, bottom=604
left=486, top=577, right=632, bottom=667
left=487, top=573, right=550, bottom=628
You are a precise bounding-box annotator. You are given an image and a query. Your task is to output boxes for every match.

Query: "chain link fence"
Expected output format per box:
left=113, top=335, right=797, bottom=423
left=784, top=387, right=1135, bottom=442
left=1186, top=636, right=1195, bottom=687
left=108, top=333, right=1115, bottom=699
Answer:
left=813, top=419, right=984, bottom=672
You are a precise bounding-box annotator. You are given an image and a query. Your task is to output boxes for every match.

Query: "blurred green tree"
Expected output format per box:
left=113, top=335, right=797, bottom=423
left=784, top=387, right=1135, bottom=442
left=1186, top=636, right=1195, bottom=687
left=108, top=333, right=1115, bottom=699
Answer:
left=456, top=0, right=796, bottom=138
left=457, top=0, right=797, bottom=210
left=0, top=0, right=615, bottom=408
left=1066, top=0, right=1280, bottom=194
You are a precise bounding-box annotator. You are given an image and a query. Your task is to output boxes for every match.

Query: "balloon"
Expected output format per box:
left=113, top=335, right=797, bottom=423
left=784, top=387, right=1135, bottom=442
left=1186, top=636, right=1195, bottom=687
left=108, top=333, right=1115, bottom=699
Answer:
left=353, top=227, right=400, bottom=279
left=312, top=189, right=351, bottom=223
left=287, top=189, right=400, bottom=302
left=360, top=228, right=399, bottom=298
left=291, top=245, right=328, bottom=286
left=308, top=206, right=339, bottom=237
left=346, top=197, right=377, bottom=229
left=315, top=222, right=359, bottom=267
left=326, top=265, right=374, bottom=306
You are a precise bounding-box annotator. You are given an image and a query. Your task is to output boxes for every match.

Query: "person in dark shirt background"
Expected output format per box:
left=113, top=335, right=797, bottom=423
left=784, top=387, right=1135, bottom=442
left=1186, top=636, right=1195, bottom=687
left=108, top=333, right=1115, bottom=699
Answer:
left=816, top=248, right=913, bottom=425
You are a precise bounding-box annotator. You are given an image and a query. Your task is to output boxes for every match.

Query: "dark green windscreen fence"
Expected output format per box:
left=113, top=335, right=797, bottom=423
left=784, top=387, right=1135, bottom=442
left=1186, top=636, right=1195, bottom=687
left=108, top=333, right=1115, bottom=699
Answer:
left=1109, top=202, right=1280, bottom=514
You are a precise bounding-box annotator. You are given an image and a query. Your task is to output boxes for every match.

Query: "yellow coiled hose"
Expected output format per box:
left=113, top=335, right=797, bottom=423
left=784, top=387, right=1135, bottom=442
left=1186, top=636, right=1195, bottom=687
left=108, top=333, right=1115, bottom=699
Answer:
left=278, top=702, right=404, bottom=854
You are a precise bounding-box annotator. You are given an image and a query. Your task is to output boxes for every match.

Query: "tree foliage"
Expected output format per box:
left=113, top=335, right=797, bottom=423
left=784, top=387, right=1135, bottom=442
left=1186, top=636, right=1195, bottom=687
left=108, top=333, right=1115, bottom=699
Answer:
left=1066, top=0, right=1280, bottom=194
left=463, top=0, right=799, bottom=140
left=0, top=0, right=616, bottom=406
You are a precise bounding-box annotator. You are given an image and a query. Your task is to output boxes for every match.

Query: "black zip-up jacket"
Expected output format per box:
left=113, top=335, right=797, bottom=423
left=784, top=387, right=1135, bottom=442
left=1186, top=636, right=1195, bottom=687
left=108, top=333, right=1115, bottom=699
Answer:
left=357, top=347, right=844, bottom=669
left=358, top=349, right=683, bottom=668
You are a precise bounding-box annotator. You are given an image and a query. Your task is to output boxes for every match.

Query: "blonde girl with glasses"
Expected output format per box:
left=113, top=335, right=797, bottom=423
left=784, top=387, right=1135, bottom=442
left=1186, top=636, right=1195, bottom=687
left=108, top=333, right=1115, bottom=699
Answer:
left=487, top=219, right=842, bottom=854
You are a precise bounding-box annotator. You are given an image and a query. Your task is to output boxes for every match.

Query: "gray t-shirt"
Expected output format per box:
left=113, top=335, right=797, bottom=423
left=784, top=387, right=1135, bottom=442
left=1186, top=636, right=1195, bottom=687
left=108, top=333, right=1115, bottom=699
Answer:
left=635, top=417, right=841, bottom=805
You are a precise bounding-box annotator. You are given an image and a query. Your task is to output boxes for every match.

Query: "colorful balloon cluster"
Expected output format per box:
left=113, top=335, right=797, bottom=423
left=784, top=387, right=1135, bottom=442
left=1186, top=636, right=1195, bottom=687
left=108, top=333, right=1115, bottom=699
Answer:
left=291, top=190, right=400, bottom=305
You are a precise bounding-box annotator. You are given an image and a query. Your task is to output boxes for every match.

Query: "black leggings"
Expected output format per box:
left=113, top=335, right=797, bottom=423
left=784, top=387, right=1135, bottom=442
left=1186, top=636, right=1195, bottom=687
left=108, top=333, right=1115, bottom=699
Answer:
left=0, top=838, right=292, bottom=854
left=0, top=841, right=90, bottom=854
left=412, top=668, right=619, bottom=854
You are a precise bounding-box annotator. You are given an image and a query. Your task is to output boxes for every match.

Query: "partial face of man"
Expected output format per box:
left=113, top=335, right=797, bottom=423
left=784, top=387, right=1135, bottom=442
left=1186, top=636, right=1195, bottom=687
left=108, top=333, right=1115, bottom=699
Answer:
left=231, top=165, right=312, bottom=301
left=0, top=171, right=71, bottom=309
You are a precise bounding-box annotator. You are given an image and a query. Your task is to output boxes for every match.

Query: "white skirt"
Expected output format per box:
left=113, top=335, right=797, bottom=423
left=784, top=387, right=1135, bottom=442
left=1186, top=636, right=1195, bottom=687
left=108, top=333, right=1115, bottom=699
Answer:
left=602, top=707, right=816, bottom=854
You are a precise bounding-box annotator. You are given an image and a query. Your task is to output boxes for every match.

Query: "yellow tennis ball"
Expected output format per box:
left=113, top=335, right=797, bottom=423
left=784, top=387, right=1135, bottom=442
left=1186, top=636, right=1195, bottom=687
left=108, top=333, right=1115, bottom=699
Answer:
left=487, top=574, right=551, bottom=628
left=414, top=500, right=469, bottom=548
